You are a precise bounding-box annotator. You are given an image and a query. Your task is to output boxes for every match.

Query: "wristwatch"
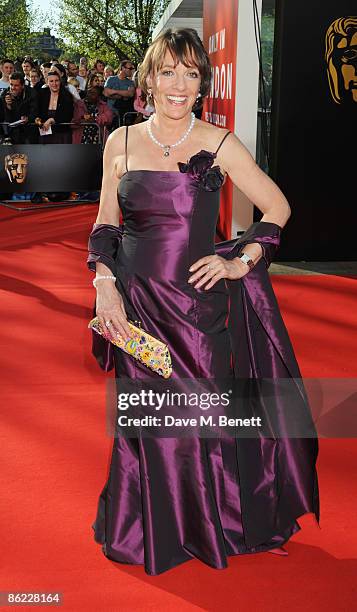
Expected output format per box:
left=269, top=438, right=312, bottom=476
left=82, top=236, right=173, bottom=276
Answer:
left=238, top=252, right=255, bottom=271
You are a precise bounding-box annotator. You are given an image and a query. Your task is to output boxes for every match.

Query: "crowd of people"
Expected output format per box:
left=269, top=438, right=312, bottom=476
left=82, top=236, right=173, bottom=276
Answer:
left=0, top=55, right=156, bottom=147
left=0, top=54, right=204, bottom=202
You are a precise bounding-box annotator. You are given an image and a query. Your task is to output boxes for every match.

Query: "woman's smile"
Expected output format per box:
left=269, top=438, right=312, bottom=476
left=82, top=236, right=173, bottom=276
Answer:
left=166, top=94, right=188, bottom=106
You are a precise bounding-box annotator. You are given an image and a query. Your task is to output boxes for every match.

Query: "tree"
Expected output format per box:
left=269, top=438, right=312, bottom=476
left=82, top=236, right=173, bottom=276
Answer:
left=57, top=0, right=170, bottom=65
left=0, top=0, right=56, bottom=60
left=0, top=0, right=32, bottom=59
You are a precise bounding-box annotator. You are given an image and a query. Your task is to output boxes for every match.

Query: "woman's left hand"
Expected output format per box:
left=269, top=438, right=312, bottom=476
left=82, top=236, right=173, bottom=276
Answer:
left=188, top=254, right=252, bottom=290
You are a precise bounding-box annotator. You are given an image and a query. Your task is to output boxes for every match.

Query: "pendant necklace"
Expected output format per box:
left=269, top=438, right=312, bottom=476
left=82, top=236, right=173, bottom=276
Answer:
left=147, top=112, right=196, bottom=157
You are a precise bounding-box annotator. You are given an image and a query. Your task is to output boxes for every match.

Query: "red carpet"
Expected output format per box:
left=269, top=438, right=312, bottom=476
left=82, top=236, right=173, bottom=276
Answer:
left=0, top=205, right=356, bottom=611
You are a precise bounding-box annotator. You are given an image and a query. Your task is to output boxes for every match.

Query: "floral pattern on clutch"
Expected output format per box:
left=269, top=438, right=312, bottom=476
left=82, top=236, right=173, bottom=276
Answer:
left=88, top=317, right=172, bottom=378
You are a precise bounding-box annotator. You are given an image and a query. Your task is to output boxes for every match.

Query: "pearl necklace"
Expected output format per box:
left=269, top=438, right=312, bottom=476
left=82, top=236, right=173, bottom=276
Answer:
left=147, top=112, right=196, bottom=157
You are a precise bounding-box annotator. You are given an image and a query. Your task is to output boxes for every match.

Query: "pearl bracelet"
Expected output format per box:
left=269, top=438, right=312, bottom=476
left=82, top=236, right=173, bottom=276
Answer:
left=93, top=275, right=116, bottom=288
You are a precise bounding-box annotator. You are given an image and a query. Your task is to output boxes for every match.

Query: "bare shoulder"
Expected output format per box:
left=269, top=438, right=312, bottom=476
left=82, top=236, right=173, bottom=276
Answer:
left=109, top=123, right=149, bottom=175
left=103, top=126, right=128, bottom=178
left=194, top=119, right=232, bottom=151
left=104, top=126, right=127, bottom=152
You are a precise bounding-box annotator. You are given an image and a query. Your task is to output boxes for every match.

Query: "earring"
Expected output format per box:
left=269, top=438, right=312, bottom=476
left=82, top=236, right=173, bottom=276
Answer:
left=193, top=92, right=202, bottom=110
left=147, top=88, right=154, bottom=105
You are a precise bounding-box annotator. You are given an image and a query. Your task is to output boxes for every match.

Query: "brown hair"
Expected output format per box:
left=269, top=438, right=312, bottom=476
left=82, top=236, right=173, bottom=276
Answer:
left=94, top=58, right=105, bottom=69
left=47, top=71, right=61, bottom=79
left=86, top=72, right=102, bottom=89
left=138, top=28, right=211, bottom=105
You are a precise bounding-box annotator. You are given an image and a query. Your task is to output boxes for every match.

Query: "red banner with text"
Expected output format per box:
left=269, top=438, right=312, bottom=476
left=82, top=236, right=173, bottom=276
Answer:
left=203, top=0, right=238, bottom=239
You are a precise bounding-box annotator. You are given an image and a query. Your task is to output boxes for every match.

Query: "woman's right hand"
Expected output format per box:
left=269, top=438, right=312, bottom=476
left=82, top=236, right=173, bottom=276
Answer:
left=43, top=118, right=54, bottom=131
left=95, top=281, right=132, bottom=341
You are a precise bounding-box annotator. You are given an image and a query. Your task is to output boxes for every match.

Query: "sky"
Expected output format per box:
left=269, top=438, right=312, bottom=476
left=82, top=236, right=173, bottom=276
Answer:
left=32, top=0, right=60, bottom=35
left=33, top=0, right=50, bottom=7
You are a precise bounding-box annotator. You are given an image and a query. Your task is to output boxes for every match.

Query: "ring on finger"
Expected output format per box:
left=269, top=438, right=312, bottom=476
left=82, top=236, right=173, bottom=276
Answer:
left=105, top=320, right=112, bottom=328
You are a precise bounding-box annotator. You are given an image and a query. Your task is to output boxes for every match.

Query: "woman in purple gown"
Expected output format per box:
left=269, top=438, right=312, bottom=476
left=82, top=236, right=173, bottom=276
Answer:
left=87, top=28, right=319, bottom=575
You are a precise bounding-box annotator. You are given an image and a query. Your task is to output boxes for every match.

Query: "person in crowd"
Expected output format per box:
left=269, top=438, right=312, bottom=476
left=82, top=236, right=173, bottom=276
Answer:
left=13, top=57, right=23, bottom=72
left=34, top=70, right=74, bottom=202
left=132, top=69, right=154, bottom=123
left=72, top=84, right=111, bottom=201
left=104, top=65, right=114, bottom=80
left=50, top=63, right=80, bottom=100
left=103, top=59, right=135, bottom=128
left=93, top=59, right=105, bottom=74
left=0, top=83, right=3, bottom=128
left=85, top=73, right=106, bottom=101
left=1, top=60, right=19, bottom=139
left=30, top=67, right=43, bottom=92
left=86, top=73, right=101, bottom=90
left=67, top=61, right=79, bottom=78
left=40, top=62, right=52, bottom=86
left=96, top=73, right=105, bottom=87
left=0, top=58, right=12, bottom=141
left=0, top=59, right=14, bottom=93
left=68, top=77, right=81, bottom=93
left=50, top=62, right=67, bottom=84
left=36, top=71, right=74, bottom=143
left=77, top=65, right=88, bottom=91
left=72, top=85, right=113, bottom=144
left=0, top=71, right=38, bottom=143
left=22, top=58, right=34, bottom=86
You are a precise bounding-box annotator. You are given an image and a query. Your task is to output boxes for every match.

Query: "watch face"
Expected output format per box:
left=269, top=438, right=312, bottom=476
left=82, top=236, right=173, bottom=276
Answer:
left=240, top=253, right=254, bottom=269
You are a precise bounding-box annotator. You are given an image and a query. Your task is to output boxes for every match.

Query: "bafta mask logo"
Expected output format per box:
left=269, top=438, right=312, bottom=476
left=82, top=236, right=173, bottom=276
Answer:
left=4, top=153, right=28, bottom=184
left=325, top=17, right=357, bottom=104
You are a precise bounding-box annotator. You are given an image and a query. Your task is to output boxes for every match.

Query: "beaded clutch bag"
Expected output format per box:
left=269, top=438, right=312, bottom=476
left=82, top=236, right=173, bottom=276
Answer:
left=88, top=317, right=172, bottom=378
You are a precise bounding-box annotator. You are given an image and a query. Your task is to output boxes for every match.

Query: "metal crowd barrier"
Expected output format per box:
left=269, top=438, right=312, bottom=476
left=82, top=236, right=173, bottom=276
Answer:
left=120, top=111, right=147, bottom=127
left=0, top=121, right=104, bottom=145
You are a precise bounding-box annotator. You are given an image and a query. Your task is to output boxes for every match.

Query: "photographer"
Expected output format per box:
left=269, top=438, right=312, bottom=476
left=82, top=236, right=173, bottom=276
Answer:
left=0, top=72, right=38, bottom=143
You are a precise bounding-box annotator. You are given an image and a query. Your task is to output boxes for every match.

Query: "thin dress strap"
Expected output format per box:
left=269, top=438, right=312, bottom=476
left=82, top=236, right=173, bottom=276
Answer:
left=215, top=130, right=231, bottom=155
left=125, top=125, right=129, bottom=172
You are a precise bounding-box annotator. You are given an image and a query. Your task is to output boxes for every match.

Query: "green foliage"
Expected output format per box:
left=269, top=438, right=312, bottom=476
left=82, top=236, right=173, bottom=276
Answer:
left=261, top=13, right=274, bottom=75
left=0, top=0, right=57, bottom=60
left=260, top=12, right=275, bottom=105
left=0, top=0, right=32, bottom=59
left=57, top=0, right=170, bottom=66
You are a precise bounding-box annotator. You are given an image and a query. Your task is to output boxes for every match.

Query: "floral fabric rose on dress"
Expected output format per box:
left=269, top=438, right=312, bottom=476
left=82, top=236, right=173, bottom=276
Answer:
left=178, top=150, right=225, bottom=192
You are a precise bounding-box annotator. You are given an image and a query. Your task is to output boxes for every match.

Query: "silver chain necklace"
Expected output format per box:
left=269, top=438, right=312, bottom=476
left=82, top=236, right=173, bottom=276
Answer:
left=147, top=112, right=196, bottom=157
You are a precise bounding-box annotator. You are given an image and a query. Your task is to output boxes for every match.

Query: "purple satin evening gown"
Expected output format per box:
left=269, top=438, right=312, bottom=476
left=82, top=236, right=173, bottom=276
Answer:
left=92, top=131, right=301, bottom=575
